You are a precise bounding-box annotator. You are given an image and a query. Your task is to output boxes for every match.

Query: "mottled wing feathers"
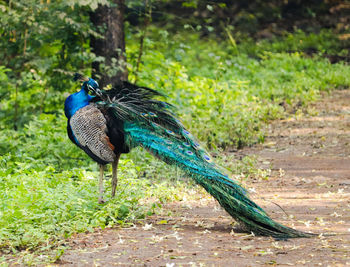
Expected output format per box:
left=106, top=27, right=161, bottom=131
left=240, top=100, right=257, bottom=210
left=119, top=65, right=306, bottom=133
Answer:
left=69, top=104, right=116, bottom=164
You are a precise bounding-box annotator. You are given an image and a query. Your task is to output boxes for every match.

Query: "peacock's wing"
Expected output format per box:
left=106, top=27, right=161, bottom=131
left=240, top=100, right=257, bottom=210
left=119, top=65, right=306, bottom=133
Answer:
left=69, top=104, right=116, bottom=164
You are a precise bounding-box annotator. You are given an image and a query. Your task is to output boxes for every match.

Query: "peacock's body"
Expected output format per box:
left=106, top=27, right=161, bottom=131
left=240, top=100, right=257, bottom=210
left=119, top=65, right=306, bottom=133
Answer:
left=64, top=74, right=312, bottom=238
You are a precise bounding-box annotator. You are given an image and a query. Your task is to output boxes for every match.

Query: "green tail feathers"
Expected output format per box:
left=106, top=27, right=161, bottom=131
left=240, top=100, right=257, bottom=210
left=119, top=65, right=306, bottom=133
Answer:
left=199, top=179, right=311, bottom=238
left=124, top=122, right=313, bottom=238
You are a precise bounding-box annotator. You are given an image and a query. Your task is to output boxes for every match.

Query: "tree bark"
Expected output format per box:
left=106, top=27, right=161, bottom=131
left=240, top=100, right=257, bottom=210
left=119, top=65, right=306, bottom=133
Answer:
left=90, top=0, right=128, bottom=87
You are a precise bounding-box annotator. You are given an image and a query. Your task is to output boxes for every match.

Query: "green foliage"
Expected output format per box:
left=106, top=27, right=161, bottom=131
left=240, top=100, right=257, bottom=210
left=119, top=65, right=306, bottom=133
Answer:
left=0, top=0, right=95, bottom=78
left=242, top=29, right=349, bottom=57
left=0, top=0, right=109, bottom=129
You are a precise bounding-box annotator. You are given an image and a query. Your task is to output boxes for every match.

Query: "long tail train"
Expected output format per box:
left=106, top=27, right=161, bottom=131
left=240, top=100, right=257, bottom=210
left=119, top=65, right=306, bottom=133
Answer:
left=123, top=122, right=313, bottom=238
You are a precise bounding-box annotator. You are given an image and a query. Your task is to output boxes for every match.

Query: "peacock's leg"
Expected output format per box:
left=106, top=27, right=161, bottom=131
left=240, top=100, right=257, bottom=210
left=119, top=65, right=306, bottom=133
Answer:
left=98, top=164, right=105, bottom=204
left=111, top=153, right=121, bottom=198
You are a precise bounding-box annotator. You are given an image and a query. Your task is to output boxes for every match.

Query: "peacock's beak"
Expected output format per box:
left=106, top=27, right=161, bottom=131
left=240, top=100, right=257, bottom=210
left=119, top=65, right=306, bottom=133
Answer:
left=87, top=85, right=102, bottom=96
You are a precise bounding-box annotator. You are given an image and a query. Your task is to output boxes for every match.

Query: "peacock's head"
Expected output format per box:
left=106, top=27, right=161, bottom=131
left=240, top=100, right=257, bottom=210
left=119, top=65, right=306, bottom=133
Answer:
left=73, top=73, right=101, bottom=95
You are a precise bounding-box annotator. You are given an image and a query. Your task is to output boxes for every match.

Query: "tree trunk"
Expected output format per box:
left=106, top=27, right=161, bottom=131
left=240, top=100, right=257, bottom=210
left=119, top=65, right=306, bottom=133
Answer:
left=90, top=0, right=128, bottom=88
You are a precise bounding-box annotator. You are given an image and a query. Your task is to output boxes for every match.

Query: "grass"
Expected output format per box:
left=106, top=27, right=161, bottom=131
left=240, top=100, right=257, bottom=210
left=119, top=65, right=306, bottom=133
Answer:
left=1, top=29, right=350, bottom=264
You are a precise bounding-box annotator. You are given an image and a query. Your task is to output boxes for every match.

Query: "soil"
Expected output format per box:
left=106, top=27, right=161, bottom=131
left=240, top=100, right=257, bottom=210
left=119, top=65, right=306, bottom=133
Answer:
left=58, top=90, right=350, bottom=266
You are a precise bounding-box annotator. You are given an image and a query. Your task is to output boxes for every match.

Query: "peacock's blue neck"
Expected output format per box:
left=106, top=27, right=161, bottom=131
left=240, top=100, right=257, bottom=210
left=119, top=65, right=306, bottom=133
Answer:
left=64, top=88, right=93, bottom=119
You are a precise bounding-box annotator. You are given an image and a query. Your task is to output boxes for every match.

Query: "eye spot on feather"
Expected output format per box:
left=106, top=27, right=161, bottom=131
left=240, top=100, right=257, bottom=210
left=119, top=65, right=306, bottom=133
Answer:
left=178, top=145, right=184, bottom=150
left=148, top=112, right=157, bottom=117
left=166, top=129, right=175, bottom=135
left=186, top=150, right=194, bottom=155
left=141, top=113, right=149, bottom=117
left=183, top=142, right=191, bottom=147
left=193, top=142, right=200, bottom=149
left=166, top=140, right=173, bottom=145
left=183, top=130, right=190, bottom=135
left=203, top=154, right=212, bottom=162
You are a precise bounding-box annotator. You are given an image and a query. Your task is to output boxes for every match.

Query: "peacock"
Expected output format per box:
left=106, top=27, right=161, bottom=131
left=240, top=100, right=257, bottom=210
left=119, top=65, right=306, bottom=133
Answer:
left=64, top=73, right=312, bottom=238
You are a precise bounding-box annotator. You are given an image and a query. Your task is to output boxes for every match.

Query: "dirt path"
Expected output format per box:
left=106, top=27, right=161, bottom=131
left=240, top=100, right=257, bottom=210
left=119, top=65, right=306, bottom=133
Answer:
left=59, top=90, right=350, bottom=266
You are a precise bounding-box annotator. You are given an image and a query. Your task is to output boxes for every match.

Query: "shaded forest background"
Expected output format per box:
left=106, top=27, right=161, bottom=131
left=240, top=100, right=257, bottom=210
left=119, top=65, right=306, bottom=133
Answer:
left=0, top=0, right=349, bottom=130
left=0, top=0, right=350, bottom=264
